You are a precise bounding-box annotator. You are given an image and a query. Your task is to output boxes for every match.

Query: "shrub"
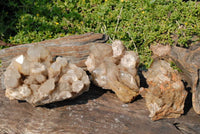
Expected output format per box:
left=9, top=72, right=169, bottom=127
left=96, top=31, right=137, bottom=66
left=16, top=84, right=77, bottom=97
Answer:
left=1, top=0, right=200, bottom=67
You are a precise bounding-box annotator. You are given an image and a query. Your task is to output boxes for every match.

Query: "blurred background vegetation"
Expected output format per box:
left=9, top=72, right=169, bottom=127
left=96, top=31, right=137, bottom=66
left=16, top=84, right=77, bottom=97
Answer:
left=0, top=0, right=200, bottom=67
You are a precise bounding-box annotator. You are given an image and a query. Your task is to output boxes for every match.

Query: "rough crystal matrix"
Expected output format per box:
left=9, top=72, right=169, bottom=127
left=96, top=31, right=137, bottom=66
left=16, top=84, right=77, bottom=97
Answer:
left=151, top=44, right=200, bottom=114
left=140, top=59, right=187, bottom=120
left=85, top=40, right=140, bottom=103
left=4, top=45, right=90, bottom=106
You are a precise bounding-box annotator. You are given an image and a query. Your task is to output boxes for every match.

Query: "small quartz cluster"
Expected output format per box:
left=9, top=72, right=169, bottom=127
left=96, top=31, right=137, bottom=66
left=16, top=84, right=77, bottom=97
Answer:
left=151, top=44, right=200, bottom=114
left=140, top=59, right=187, bottom=120
left=4, top=45, right=90, bottom=106
left=85, top=40, right=140, bottom=103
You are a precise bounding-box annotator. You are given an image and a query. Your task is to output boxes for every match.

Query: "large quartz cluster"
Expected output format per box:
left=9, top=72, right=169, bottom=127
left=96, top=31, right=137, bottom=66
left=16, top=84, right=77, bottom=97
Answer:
left=4, top=45, right=90, bottom=106
left=85, top=40, right=140, bottom=103
left=140, top=59, right=187, bottom=121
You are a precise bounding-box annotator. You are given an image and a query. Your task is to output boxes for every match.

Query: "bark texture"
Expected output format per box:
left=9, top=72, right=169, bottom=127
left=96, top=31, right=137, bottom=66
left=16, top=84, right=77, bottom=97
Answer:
left=0, top=33, right=108, bottom=89
left=0, top=34, right=200, bottom=133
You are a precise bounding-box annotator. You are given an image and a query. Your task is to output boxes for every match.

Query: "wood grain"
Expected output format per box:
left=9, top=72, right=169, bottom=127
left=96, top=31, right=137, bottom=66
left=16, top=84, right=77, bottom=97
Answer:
left=0, top=33, right=200, bottom=134
left=0, top=32, right=108, bottom=69
left=0, top=33, right=108, bottom=89
left=1, top=84, right=200, bottom=134
left=0, top=85, right=182, bottom=134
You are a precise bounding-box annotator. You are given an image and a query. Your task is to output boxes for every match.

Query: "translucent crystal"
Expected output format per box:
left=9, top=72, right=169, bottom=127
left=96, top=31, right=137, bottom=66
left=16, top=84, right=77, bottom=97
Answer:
left=140, top=59, right=187, bottom=120
left=15, top=55, right=24, bottom=64
left=30, top=62, right=46, bottom=74
left=120, top=51, right=139, bottom=69
left=85, top=40, right=140, bottom=103
left=19, top=57, right=31, bottom=75
left=27, top=45, right=50, bottom=61
left=4, top=45, right=90, bottom=106
left=112, top=40, right=125, bottom=58
left=4, top=67, right=21, bottom=89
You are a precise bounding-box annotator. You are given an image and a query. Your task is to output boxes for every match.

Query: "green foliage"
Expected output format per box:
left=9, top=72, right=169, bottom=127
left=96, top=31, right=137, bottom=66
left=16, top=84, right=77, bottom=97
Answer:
left=1, top=0, right=200, bottom=67
left=170, top=61, right=183, bottom=72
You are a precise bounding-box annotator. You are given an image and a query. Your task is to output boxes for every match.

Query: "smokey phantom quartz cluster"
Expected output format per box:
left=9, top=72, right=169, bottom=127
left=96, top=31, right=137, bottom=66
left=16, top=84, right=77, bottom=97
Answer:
left=140, top=59, right=187, bottom=121
left=4, top=45, right=90, bottom=106
left=85, top=40, right=140, bottom=103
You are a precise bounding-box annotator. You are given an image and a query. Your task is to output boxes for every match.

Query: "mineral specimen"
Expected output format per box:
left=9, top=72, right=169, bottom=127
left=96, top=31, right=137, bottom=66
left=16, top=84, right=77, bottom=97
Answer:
left=4, top=45, right=90, bottom=106
left=151, top=44, right=200, bottom=114
left=140, top=59, right=187, bottom=120
left=85, top=40, right=140, bottom=103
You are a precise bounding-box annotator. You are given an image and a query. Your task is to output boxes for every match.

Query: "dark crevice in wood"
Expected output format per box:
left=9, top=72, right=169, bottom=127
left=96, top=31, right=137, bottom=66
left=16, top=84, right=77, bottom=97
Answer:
left=183, top=81, right=193, bottom=115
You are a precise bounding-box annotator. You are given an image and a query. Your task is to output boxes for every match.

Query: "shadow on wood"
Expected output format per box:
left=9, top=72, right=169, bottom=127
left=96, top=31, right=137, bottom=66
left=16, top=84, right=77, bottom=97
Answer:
left=0, top=34, right=200, bottom=133
left=40, top=83, right=107, bottom=109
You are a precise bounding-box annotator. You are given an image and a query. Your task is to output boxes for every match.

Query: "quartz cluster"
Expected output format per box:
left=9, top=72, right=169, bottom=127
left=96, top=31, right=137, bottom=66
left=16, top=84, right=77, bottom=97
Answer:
left=4, top=45, right=90, bottom=106
left=3, top=39, right=191, bottom=121
left=151, top=44, right=200, bottom=115
left=140, top=59, right=187, bottom=120
left=85, top=40, right=140, bottom=103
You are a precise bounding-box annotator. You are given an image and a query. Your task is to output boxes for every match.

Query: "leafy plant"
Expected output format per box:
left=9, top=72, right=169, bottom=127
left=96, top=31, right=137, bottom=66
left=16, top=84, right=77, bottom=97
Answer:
left=1, top=0, right=200, bottom=67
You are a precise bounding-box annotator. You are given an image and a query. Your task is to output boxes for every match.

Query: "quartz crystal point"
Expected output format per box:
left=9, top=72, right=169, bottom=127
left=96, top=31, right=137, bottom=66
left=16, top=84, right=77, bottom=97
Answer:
left=151, top=44, right=200, bottom=114
left=4, top=45, right=90, bottom=106
left=85, top=40, right=140, bottom=103
left=140, top=59, right=187, bottom=120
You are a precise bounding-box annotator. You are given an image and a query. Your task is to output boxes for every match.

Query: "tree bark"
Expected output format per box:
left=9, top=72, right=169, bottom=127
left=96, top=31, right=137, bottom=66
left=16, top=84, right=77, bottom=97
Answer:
left=0, top=34, right=200, bottom=134
left=0, top=33, right=108, bottom=89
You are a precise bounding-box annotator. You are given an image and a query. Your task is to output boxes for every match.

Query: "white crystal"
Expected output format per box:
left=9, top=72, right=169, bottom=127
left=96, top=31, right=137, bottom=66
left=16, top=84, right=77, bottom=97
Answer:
left=72, top=80, right=84, bottom=92
left=15, top=55, right=24, bottom=64
left=120, top=51, right=139, bottom=69
left=141, top=59, right=187, bottom=120
left=85, top=55, right=96, bottom=72
left=27, top=45, right=50, bottom=61
left=85, top=41, right=140, bottom=103
left=18, top=85, right=32, bottom=98
left=112, top=40, right=125, bottom=58
left=4, top=45, right=90, bottom=106
left=31, top=62, right=46, bottom=74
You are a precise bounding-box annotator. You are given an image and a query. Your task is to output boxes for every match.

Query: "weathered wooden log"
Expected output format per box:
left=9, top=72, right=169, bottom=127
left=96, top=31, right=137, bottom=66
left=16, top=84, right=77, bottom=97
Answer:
left=1, top=85, right=199, bottom=134
left=0, top=33, right=108, bottom=89
left=0, top=34, right=200, bottom=133
left=0, top=32, right=108, bottom=69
